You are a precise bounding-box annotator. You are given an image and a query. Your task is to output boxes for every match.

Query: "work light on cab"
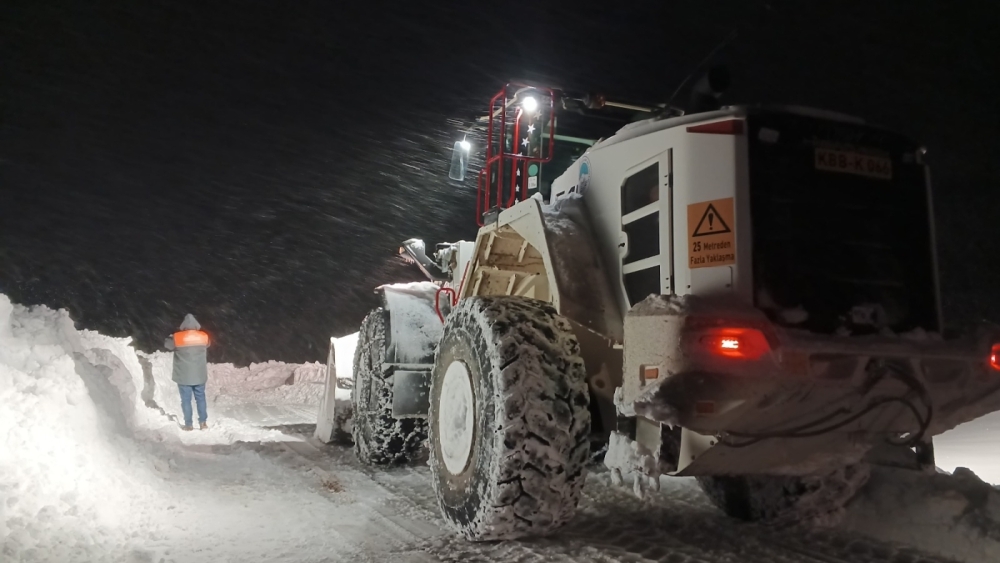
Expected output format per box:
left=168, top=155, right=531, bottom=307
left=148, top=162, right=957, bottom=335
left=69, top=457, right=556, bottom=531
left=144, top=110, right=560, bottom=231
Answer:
left=698, top=327, right=771, bottom=360
left=521, top=95, right=538, bottom=113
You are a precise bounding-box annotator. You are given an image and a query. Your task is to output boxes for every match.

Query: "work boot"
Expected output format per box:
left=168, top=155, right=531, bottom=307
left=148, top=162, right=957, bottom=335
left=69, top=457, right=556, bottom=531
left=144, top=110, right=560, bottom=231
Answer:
left=181, top=425, right=193, bottom=431
left=199, top=422, right=208, bottom=430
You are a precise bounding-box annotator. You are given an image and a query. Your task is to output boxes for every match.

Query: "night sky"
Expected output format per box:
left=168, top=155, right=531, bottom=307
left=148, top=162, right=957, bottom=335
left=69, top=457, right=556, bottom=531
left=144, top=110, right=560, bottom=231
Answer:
left=1, top=1, right=997, bottom=365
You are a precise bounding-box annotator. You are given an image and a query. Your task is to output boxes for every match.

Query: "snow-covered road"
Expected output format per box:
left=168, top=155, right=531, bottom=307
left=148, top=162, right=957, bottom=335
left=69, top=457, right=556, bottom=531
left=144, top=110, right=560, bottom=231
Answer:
left=3, top=293, right=1000, bottom=563
left=135, top=420, right=995, bottom=563
left=257, top=428, right=973, bottom=563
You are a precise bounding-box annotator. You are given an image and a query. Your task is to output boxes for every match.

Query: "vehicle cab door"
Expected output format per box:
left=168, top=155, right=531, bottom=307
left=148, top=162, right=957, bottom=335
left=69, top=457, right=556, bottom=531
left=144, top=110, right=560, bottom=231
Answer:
left=618, top=150, right=674, bottom=309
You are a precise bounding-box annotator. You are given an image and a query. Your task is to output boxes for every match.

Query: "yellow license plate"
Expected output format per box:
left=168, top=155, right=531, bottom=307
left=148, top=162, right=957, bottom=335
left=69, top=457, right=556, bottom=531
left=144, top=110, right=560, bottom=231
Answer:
left=815, top=147, right=892, bottom=180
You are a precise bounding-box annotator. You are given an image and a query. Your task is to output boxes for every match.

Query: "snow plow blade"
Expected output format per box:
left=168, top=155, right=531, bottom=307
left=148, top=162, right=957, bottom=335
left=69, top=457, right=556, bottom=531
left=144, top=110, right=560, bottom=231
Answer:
left=314, top=332, right=358, bottom=444
left=621, top=295, right=1000, bottom=476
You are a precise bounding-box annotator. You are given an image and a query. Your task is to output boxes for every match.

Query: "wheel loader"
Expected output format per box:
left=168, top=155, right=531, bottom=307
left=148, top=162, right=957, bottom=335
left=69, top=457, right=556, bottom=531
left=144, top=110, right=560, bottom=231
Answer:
left=315, top=75, right=1000, bottom=540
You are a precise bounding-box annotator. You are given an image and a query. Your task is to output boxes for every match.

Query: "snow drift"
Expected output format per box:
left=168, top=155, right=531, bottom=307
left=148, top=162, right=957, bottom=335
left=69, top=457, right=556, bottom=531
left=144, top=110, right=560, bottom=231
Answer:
left=138, top=352, right=325, bottom=421
left=0, top=294, right=322, bottom=561
left=0, top=294, right=165, bottom=560
left=842, top=466, right=1000, bottom=562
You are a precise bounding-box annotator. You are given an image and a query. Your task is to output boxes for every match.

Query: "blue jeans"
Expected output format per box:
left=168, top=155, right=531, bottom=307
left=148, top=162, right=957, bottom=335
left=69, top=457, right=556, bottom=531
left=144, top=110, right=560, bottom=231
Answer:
left=178, top=384, right=207, bottom=427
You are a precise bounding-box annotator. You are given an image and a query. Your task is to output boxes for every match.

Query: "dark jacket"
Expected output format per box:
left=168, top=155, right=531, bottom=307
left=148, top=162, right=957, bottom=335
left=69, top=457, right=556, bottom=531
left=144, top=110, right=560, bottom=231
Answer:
left=165, top=314, right=210, bottom=386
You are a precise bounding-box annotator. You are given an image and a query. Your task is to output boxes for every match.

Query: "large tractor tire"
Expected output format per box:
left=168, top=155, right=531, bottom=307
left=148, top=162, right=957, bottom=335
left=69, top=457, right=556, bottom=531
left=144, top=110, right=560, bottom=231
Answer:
left=428, top=296, right=591, bottom=541
left=351, top=307, right=427, bottom=465
left=697, top=463, right=870, bottom=524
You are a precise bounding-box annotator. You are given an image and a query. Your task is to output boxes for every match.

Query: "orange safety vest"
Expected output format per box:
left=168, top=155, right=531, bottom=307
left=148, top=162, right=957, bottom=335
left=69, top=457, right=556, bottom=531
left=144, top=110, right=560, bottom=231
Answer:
left=173, top=330, right=210, bottom=348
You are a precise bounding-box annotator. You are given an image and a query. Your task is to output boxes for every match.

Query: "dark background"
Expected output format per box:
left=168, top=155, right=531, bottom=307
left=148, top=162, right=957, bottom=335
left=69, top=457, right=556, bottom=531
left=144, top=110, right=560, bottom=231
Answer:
left=1, top=1, right=997, bottom=365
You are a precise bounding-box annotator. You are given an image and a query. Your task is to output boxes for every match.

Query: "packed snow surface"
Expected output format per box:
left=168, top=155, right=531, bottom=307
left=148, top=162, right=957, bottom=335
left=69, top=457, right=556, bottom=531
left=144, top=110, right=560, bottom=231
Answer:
left=3, top=292, right=1000, bottom=563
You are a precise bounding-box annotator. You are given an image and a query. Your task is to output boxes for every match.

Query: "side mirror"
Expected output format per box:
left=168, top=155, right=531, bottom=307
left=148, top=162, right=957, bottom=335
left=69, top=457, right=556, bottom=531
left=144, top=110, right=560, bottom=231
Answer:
left=448, top=139, right=471, bottom=181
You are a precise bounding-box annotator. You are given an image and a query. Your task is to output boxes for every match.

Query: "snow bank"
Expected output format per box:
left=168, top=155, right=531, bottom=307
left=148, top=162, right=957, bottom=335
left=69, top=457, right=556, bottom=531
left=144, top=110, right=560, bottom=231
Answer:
left=0, top=295, right=164, bottom=560
left=843, top=466, right=1000, bottom=563
left=208, top=361, right=325, bottom=405
left=0, top=294, right=312, bottom=560
left=138, top=352, right=325, bottom=423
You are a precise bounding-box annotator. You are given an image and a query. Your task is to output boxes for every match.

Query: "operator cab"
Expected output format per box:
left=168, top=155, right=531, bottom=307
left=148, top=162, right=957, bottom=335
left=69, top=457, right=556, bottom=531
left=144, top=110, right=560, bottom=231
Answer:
left=546, top=105, right=940, bottom=338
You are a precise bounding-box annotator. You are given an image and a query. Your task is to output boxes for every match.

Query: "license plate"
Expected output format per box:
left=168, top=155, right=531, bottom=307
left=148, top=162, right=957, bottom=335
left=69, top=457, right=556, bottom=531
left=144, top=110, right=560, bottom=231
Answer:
left=815, top=147, right=892, bottom=180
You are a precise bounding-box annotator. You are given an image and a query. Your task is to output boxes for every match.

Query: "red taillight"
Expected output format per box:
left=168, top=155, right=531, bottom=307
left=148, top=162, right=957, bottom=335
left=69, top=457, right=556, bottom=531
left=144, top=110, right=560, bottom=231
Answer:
left=990, top=343, right=1000, bottom=371
left=698, top=328, right=771, bottom=360
left=686, top=119, right=745, bottom=135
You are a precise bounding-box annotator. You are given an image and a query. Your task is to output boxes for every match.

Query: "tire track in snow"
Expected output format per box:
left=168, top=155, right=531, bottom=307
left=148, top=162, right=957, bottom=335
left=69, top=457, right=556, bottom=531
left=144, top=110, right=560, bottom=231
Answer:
left=266, top=428, right=961, bottom=563
left=269, top=437, right=447, bottom=562
left=574, top=472, right=961, bottom=563
left=383, top=467, right=962, bottom=563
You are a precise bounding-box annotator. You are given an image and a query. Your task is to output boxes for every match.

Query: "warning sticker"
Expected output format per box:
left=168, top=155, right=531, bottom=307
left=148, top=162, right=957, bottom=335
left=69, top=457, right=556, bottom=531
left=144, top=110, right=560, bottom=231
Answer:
left=687, top=197, right=735, bottom=269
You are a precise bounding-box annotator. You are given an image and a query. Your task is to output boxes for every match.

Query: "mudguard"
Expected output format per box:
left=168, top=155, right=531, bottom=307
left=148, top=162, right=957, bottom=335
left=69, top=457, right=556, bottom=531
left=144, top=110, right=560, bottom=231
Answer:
left=379, top=282, right=442, bottom=418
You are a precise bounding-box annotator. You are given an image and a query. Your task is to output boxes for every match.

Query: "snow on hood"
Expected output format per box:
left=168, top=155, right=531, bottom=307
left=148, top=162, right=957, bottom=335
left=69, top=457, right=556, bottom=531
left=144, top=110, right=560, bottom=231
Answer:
left=179, top=313, right=201, bottom=330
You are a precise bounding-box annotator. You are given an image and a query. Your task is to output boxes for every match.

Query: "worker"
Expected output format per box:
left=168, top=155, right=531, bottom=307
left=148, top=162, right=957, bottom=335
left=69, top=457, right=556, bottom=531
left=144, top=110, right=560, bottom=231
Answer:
left=165, top=314, right=211, bottom=431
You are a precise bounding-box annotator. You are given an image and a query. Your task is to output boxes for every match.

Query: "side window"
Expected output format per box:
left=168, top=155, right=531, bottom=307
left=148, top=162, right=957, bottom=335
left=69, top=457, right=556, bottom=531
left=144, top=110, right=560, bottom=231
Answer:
left=621, top=164, right=659, bottom=215
left=624, top=266, right=661, bottom=306
left=622, top=213, right=658, bottom=265
left=620, top=162, right=663, bottom=306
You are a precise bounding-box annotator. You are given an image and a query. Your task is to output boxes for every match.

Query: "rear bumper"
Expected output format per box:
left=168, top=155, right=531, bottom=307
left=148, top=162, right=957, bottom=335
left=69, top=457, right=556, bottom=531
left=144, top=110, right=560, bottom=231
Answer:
left=620, top=295, right=1000, bottom=475
left=637, top=340, right=1000, bottom=439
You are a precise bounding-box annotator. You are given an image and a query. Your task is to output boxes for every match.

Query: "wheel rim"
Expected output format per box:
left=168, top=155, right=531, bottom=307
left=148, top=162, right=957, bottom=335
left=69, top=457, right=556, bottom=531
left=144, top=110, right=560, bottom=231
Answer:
left=438, top=359, right=475, bottom=475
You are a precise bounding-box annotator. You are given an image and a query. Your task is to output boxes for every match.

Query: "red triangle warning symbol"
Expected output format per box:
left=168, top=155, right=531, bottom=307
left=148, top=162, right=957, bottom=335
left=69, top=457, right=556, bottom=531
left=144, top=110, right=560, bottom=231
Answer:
left=692, top=203, right=732, bottom=237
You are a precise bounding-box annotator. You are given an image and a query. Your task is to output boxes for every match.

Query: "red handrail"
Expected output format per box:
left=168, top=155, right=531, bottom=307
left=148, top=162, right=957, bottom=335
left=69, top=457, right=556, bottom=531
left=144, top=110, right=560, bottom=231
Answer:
left=434, top=287, right=458, bottom=324
left=475, top=83, right=558, bottom=226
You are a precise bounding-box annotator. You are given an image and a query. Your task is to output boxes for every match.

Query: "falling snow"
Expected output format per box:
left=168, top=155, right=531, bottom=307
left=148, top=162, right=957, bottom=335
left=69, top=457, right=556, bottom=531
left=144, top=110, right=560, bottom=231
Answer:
left=1, top=3, right=999, bottom=366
